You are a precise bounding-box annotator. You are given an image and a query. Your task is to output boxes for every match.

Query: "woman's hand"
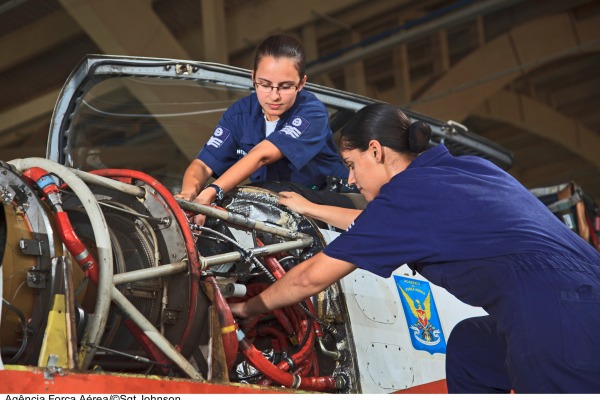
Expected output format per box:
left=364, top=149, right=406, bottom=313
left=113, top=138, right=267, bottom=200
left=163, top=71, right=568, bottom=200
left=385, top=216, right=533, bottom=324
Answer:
left=229, top=301, right=260, bottom=328
left=175, top=188, right=216, bottom=226
left=229, top=301, right=248, bottom=319
left=188, top=187, right=218, bottom=226
left=174, top=191, right=195, bottom=202
left=278, top=191, right=315, bottom=215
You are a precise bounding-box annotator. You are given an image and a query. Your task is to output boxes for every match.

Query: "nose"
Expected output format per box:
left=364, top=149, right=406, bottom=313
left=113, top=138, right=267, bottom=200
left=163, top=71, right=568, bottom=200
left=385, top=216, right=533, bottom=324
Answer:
left=268, top=87, right=281, bottom=100
left=348, top=169, right=356, bottom=186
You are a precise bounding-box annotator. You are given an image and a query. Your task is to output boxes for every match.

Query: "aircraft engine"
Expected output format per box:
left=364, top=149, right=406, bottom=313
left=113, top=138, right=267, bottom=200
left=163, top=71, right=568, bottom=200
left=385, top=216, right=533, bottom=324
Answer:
left=0, top=158, right=356, bottom=392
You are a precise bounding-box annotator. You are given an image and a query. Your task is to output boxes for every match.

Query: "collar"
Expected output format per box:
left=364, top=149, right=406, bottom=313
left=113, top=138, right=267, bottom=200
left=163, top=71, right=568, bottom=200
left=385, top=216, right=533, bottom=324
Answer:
left=406, top=143, right=449, bottom=170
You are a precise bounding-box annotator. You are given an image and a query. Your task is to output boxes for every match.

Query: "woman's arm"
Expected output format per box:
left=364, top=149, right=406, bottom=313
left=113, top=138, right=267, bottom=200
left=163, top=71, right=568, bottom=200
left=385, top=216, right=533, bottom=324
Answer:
left=278, top=191, right=361, bottom=230
left=197, top=140, right=284, bottom=204
left=230, top=252, right=356, bottom=319
left=186, top=140, right=284, bottom=225
left=178, top=159, right=213, bottom=201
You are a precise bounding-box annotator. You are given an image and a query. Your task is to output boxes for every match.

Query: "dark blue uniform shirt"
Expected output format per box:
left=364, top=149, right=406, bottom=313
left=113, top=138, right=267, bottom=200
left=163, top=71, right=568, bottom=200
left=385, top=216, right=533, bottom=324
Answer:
left=197, top=90, right=348, bottom=188
left=324, top=144, right=600, bottom=391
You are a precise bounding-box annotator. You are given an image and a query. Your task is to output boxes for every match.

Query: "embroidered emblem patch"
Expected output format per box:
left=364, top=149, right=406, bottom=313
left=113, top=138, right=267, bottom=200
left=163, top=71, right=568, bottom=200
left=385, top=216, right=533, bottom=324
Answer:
left=280, top=116, right=310, bottom=138
left=394, top=276, right=446, bottom=354
left=207, top=126, right=231, bottom=148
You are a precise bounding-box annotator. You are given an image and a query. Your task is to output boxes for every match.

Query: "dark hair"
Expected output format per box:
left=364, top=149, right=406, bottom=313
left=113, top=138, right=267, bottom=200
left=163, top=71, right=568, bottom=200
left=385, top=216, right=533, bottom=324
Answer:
left=253, top=34, right=306, bottom=80
left=340, top=103, right=432, bottom=156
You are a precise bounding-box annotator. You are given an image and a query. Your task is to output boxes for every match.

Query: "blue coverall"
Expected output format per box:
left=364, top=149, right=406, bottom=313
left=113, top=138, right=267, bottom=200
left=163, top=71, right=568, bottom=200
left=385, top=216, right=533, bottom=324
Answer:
left=324, top=144, right=600, bottom=393
left=196, top=90, right=348, bottom=189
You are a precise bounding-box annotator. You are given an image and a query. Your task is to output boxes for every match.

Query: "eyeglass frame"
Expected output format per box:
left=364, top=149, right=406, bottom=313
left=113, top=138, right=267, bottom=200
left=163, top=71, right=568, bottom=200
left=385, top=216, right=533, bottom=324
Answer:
left=253, top=80, right=301, bottom=95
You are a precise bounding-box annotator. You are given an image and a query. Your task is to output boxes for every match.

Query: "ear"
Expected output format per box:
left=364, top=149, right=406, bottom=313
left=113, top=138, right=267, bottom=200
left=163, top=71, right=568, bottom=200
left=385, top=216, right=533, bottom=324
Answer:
left=368, top=140, right=383, bottom=162
left=251, top=70, right=256, bottom=81
left=297, top=75, right=308, bottom=91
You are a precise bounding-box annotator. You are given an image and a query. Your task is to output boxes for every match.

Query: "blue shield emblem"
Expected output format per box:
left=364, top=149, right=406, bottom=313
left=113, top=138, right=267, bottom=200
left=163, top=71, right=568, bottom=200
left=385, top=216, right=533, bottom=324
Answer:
left=394, top=276, right=446, bottom=355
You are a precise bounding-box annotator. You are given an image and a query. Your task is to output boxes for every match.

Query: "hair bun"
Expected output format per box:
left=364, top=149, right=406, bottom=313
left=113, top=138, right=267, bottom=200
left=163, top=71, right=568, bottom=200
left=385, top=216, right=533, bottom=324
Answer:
left=408, top=121, right=432, bottom=153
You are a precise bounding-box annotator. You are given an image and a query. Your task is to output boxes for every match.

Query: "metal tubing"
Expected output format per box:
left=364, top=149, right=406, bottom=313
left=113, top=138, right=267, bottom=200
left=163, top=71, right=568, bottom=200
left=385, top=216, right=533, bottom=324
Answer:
left=110, top=286, right=204, bottom=381
left=176, top=198, right=311, bottom=241
left=70, top=168, right=146, bottom=198
left=113, top=260, right=188, bottom=285
left=199, top=238, right=313, bottom=269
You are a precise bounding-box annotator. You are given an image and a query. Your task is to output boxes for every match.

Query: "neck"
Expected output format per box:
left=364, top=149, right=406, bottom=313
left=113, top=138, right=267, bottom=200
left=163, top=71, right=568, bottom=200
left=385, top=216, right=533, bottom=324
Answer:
left=386, top=154, right=412, bottom=178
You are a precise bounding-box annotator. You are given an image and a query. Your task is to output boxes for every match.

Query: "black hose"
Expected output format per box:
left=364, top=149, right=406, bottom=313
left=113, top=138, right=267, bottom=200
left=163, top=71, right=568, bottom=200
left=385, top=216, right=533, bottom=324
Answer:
left=2, top=298, right=29, bottom=363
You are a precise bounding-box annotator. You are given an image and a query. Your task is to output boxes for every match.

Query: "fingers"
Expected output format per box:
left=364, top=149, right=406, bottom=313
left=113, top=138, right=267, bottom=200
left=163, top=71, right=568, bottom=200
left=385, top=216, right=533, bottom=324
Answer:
left=229, top=301, right=247, bottom=319
left=278, top=191, right=294, bottom=199
left=175, top=192, right=194, bottom=202
left=192, top=213, right=206, bottom=227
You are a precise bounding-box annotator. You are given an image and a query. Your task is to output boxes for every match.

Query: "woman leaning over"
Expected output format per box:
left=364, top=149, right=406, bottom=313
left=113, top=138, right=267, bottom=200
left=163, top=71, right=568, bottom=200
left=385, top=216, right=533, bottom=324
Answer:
left=230, top=102, right=600, bottom=394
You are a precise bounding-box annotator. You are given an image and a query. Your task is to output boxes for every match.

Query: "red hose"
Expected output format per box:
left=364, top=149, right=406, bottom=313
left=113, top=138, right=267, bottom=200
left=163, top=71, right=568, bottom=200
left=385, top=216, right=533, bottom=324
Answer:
left=123, top=319, right=171, bottom=373
left=255, top=238, right=286, bottom=279
left=22, top=168, right=100, bottom=285
left=206, top=276, right=239, bottom=370
left=239, top=254, right=322, bottom=380
left=55, top=212, right=99, bottom=285
left=239, top=336, right=338, bottom=391
left=256, top=325, right=289, bottom=354
left=274, top=318, right=315, bottom=372
left=236, top=283, right=323, bottom=388
left=310, top=351, right=320, bottom=377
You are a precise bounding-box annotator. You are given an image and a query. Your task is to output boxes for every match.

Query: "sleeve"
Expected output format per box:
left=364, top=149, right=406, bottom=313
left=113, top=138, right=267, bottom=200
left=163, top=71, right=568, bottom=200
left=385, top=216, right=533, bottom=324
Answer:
left=266, top=100, right=330, bottom=171
left=323, top=188, right=435, bottom=278
left=197, top=111, right=240, bottom=177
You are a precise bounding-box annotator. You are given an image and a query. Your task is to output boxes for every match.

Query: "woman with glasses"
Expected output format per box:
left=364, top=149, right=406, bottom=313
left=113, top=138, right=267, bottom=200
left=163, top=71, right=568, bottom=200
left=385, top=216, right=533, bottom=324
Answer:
left=178, top=34, right=349, bottom=223
left=230, top=102, right=600, bottom=393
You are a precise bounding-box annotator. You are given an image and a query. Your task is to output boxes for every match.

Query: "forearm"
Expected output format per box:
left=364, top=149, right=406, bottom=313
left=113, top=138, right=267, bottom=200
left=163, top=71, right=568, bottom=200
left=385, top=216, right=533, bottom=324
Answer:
left=301, top=205, right=361, bottom=230
left=212, top=153, right=264, bottom=192
left=242, top=253, right=356, bottom=318
left=243, top=264, right=313, bottom=317
left=180, top=159, right=212, bottom=198
left=213, top=140, right=283, bottom=192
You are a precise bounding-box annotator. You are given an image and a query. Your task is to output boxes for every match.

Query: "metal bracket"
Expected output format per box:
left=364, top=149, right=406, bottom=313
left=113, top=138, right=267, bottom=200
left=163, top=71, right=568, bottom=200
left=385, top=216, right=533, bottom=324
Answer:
left=20, top=238, right=44, bottom=255
left=43, top=354, right=64, bottom=380
left=27, top=268, right=47, bottom=289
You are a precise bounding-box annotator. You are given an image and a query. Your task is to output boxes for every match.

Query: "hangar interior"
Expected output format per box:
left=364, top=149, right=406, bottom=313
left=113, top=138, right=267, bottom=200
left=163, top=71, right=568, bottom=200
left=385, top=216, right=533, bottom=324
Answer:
left=1, top=0, right=599, bottom=204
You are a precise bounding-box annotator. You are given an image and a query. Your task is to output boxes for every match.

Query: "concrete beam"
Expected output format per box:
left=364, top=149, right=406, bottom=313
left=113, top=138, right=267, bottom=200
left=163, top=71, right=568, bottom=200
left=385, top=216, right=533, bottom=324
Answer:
left=410, top=12, right=600, bottom=121
left=58, top=0, right=189, bottom=58
left=474, top=89, right=600, bottom=169
left=224, top=0, right=364, bottom=53
left=201, top=0, right=228, bottom=64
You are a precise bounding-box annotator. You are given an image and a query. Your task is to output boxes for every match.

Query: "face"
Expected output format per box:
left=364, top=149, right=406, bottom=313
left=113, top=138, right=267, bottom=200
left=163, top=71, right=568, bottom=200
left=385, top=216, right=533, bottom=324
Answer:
left=252, top=56, right=306, bottom=121
left=341, top=148, right=387, bottom=202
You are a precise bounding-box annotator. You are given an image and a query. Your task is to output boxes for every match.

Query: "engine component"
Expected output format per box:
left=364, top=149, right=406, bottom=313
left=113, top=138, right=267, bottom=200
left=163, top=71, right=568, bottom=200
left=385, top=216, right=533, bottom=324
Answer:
left=0, top=159, right=357, bottom=392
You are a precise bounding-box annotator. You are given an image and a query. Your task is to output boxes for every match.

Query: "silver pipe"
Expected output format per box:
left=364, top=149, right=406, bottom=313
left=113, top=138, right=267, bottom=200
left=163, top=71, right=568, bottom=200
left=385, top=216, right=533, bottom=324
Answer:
left=318, top=337, right=343, bottom=361
left=69, top=168, right=146, bottom=198
left=113, top=260, right=188, bottom=285
left=110, top=286, right=204, bottom=381
left=199, top=238, right=313, bottom=269
left=176, top=198, right=311, bottom=240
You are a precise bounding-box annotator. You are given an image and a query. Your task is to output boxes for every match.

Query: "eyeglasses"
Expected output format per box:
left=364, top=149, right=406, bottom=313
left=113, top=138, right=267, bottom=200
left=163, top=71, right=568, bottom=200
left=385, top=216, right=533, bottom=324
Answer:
left=254, top=81, right=299, bottom=95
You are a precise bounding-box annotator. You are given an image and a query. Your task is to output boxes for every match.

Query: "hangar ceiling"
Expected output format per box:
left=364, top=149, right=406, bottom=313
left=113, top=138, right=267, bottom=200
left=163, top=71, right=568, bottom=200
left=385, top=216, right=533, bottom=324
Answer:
left=1, top=0, right=599, bottom=204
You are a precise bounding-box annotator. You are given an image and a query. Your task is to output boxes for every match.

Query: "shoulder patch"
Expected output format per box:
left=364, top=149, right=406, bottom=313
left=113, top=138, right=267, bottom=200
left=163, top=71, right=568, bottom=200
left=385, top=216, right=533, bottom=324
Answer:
left=279, top=116, right=311, bottom=139
left=207, top=126, right=231, bottom=148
